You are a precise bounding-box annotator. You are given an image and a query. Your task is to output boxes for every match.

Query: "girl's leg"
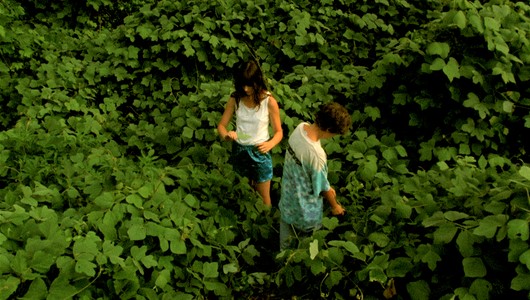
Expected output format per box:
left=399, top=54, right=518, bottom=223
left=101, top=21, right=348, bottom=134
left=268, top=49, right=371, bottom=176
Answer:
left=255, top=180, right=271, bottom=207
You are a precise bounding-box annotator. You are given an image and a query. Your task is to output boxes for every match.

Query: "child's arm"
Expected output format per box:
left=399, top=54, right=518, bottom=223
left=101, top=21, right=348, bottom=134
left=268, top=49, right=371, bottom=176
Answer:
left=321, top=187, right=345, bottom=216
left=257, top=95, right=283, bottom=153
left=217, top=97, right=238, bottom=141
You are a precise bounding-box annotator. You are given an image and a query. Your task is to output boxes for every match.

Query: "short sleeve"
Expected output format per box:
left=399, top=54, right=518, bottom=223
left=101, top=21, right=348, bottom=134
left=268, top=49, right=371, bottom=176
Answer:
left=311, top=164, right=330, bottom=197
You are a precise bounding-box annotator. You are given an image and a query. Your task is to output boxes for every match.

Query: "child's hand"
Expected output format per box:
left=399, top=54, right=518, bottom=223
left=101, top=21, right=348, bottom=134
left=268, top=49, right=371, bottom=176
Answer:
left=224, top=131, right=237, bottom=141
left=331, top=204, right=345, bottom=216
left=257, top=141, right=273, bottom=153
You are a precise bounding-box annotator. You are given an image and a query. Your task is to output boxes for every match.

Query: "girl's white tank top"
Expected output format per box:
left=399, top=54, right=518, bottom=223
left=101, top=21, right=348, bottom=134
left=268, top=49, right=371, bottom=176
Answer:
left=235, top=93, right=270, bottom=145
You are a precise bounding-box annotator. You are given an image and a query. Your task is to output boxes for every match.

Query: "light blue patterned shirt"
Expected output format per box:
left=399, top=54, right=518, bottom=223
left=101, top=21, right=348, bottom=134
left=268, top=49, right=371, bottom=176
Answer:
left=279, top=123, right=330, bottom=231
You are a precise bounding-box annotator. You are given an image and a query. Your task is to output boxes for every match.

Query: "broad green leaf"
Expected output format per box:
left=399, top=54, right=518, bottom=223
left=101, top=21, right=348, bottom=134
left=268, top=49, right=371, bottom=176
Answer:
left=463, top=93, right=489, bottom=119
left=369, top=268, right=386, bottom=284
left=138, top=184, right=153, bottom=198
left=360, top=156, right=378, bottom=180
left=223, top=263, right=238, bottom=274
left=204, top=281, right=229, bottom=296
left=396, top=198, right=412, bottom=219
left=482, top=202, right=505, bottom=218
left=473, top=215, right=507, bottom=238
left=430, top=58, right=446, bottom=71
left=309, top=239, right=319, bottom=260
left=444, top=211, right=469, bottom=221
left=368, top=232, right=390, bottom=247
left=0, top=276, right=20, bottom=300
left=184, top=194, right=198, bottom=208
left=30, top=250, right=55, bottom=273
left=328, top=247, right=344, bottom=265
left=511, top=273, right=530, bottom=291
left=103, top=241, right=124, bottom=266
left=502, top=101, right=514, bottom=113
left=0, top=253, right=10, bottom=274
left=457, top=230, right=478, bottom=257
left=508, top=239, right=528, bottom=262
left=437, top=161, right=449, bottom=171
left=141, top=255, right=158, bottom=268
left=322, top=217, right=339, bottom=230
left=462, top=257, right=487, bottom=278
left=507, top=219, right=529, bottom=241
left=387, top=257, right=413, bottom=277
left=469, top=279, right=492, bottom=300
left=94, top=192, right=114, bottom=209
left=325, top=270, right=343, bottom=289
left=155, top=269, right=171, bottom=288
left=73, top=232, right=100, bottom=259
left=100, top=211, right=118, bottom=240
left=75, top=258, right=96, bottom=277
left=453, top=11, right=467, bottom=29
left=468, top=14, right=484, bottom=33
left=422, top=211, right=445, bottom=227
left=443, top=57, right=460, bottom=82
left=328, top=240, right=360, bottom=255
left=433, top=223, right=458, bottom=244
left=519, top=166, right=530, bottom=181
left=183, top=127, right=194, bottom=139
left=426, top=42, right=450, bottom=58
left=484, top=17, right=500, bottom=31
left=407, top=280, right=430, bottom=300
left=309, top=259, right=326, bottom=275
left=364, top=106, right=381, bottom=121
left=493, top=62, right=516, bottom=84
left=48, top=276, right=77, bottom=300
left=382, top=148, right=397, bottom=162
left=422, top=249, right=441, bottom=271
left=494, top=36, right=510, bottom=55
left=395, top=145, right=407, bottom=157
left=126, top=194, right=143, bottom=208
left=21, top=277, right=47, bottom=300
left=128, top=224, right=147, bottom=241
left=202, top=262, right=219, bottom=278
left=519, top=249, right=530, bottom=269
left=170, top=239, right=187, bottom=255
left=131, top=246, right=147, bottom=260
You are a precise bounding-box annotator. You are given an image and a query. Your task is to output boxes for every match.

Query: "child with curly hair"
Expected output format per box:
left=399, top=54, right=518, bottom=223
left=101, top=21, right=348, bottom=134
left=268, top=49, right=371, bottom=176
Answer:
left=279, top=102, right=351, bottom=250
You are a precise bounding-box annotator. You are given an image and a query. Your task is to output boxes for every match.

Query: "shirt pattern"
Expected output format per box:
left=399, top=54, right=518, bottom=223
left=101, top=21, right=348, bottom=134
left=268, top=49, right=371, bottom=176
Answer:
left=279, top=123, right=330, bottom=231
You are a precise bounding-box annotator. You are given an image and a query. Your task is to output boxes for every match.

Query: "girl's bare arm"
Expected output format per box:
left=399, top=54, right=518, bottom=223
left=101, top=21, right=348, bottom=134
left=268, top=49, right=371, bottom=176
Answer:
left=217, top=97, right=237, bottom=141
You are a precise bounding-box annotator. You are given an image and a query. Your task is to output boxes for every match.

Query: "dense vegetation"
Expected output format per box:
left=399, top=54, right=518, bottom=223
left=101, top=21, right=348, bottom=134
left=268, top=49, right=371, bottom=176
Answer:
left=1, top=0, right=530, bottom=299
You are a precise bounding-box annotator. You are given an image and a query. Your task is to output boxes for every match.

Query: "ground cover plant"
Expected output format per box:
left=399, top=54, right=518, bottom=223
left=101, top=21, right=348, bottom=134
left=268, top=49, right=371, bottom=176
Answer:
left=1, top=0, right=530, bottom=299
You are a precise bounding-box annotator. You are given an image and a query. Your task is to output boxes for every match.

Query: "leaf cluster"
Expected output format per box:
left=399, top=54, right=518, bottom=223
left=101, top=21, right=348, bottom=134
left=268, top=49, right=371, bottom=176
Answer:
left=1, top=0, right=530, bottom=299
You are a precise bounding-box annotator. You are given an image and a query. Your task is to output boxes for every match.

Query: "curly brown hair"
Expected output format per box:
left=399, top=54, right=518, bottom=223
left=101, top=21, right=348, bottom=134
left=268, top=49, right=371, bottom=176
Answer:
left=315, top=102, right=351, bottom=134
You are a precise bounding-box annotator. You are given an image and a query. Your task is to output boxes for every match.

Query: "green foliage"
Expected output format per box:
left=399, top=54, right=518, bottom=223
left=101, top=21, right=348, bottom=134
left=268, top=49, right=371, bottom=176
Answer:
left=1, top=0, right=530, bottom=298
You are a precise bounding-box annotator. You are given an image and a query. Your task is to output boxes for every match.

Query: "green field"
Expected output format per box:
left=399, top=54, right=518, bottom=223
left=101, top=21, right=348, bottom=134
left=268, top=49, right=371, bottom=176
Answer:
left=1, top=0, right=530, bottom=299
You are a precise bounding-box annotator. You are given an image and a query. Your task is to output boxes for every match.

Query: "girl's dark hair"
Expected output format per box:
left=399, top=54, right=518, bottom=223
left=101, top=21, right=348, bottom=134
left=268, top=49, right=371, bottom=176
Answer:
left=231, top=60, right=268, bottom=108
left=315, top=102, right=351, bottom=134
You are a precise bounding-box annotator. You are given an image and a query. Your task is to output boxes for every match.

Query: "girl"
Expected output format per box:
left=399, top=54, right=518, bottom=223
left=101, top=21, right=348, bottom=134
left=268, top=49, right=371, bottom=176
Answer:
left=217, top=60, right=283, bottom=207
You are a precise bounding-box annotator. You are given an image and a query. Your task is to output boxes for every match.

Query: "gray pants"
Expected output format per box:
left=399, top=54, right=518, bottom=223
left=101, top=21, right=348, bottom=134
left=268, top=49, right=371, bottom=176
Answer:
left=279, top=219, right=315, bottom=250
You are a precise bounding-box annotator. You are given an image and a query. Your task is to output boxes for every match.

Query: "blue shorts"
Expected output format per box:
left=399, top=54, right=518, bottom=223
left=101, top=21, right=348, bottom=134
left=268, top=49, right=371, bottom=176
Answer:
left=230, top=143, right=273, bottom=183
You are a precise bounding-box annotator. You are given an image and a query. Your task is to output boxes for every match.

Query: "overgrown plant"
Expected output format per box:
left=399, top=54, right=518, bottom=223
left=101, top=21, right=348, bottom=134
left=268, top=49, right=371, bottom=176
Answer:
left=0, top=0, right=529, bottom=299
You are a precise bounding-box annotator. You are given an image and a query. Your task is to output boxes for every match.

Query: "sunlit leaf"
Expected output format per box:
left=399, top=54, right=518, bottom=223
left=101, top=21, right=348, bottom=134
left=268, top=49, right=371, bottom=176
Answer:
left=309, top=239, right=319, bottom=260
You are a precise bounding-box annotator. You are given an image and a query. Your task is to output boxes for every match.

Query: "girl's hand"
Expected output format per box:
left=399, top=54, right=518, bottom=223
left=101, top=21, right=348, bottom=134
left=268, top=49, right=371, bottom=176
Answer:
left=224, top=131, right=238, bottom=141
left=257, top=141, right=273, bottom=153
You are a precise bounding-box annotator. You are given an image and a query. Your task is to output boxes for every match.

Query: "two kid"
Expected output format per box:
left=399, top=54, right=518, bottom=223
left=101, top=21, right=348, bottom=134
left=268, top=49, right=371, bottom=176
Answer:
left=217, top=60, right=351, bottom=250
